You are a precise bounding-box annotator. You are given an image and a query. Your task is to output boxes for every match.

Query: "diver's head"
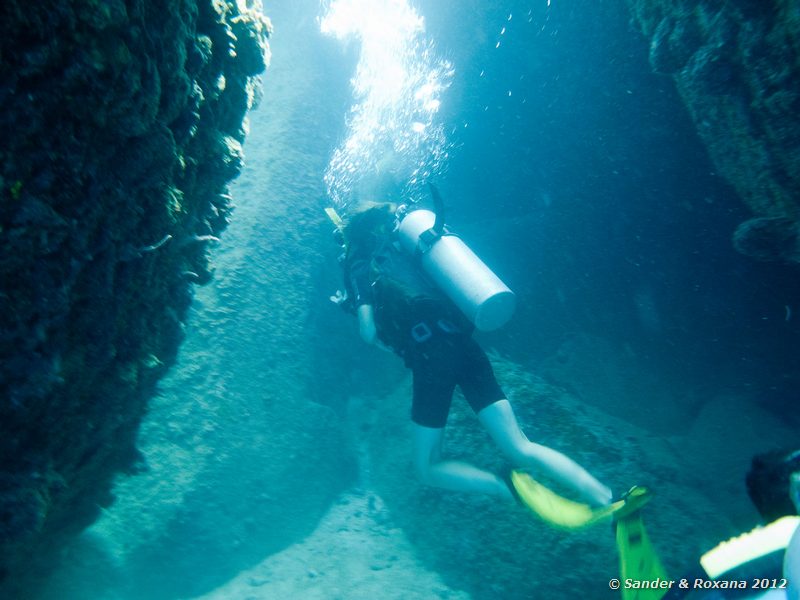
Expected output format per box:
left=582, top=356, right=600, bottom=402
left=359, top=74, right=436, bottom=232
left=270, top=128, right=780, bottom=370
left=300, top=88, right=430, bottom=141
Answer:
left=342, top=201, right=397, bottom=259
left=746, top=448, right=800, bottom=521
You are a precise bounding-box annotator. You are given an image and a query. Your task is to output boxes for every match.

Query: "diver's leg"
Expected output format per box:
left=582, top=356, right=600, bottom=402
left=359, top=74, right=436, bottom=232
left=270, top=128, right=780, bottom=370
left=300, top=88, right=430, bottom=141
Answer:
left=478, top=399, right=612, bottom=506
left=412, top=423, right=514, bottom=500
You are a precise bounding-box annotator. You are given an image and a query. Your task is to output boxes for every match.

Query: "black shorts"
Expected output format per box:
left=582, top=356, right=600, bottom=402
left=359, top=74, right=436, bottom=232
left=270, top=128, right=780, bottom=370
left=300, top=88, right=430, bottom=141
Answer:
left=409, top=333, right=506, bottom=428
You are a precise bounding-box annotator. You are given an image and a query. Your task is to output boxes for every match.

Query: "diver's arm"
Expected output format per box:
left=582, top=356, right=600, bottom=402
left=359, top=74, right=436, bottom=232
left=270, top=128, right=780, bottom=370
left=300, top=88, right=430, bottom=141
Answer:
left=347, top=256, right=391, bottom=352
left=357, top=304, right=378, bottom=345
left=356, top=304, right=392, bottom=352
left=348, top=257, right=379, bottom=345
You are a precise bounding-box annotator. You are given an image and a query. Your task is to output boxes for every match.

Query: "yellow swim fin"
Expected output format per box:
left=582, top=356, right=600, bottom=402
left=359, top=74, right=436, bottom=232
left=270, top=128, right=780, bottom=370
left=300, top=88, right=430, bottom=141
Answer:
left=510, top=471, right=668, bottom=598
left=509, top=470, right=651, bottom=529
left=616, top=509, right=670, bottom=599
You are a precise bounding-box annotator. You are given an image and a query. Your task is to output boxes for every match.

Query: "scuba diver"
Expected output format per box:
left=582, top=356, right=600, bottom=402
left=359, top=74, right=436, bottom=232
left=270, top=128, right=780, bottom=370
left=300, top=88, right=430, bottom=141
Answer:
left=609, top=448, right=800, bottom=600
left=659, top=448, right=800, bottom=600
left=331, top=199, right=612, bottom=507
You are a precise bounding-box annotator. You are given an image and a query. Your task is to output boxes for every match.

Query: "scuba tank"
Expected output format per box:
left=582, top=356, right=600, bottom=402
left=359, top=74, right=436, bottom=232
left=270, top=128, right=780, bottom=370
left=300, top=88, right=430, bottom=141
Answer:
left=396, top=186, right=515, bottom=331
left=326, top=186, right=516, bottom=331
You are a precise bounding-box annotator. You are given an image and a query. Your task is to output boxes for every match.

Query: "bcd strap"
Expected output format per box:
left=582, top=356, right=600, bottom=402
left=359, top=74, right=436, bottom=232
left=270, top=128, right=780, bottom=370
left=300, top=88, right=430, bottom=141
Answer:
left=415, top=183, right=450, bottom=256
left=428, top=183, right=446, bottom=234
left=417, top=226, right=444, bottom=255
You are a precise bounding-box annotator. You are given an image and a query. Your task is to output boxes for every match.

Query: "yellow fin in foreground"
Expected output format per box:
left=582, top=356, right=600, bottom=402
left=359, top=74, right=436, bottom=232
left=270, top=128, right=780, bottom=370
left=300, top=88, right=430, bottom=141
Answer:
left=509, top=470, right=651, bottom=529
left=510, top=471, right=667, bottom=598
left=616, top=510, right=670, bottom=600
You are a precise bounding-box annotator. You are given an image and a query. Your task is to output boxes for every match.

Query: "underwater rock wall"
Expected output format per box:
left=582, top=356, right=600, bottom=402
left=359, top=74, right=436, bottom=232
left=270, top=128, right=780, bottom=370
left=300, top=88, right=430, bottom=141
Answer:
left=625, top=0, right=800, bottom=262
left=32, top=4, right=360, bottom=596
left=0, top=0, right=269, bottom=590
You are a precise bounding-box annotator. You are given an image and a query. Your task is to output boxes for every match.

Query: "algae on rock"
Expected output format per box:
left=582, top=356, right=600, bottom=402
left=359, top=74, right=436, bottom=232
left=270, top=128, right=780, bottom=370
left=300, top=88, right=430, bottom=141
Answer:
left=0, top=0, right=270, bottom=592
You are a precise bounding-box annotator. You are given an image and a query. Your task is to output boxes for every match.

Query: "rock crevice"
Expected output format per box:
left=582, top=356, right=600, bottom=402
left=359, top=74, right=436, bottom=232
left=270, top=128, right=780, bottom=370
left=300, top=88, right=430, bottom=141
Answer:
left=626, top=0, right=800, bottom=262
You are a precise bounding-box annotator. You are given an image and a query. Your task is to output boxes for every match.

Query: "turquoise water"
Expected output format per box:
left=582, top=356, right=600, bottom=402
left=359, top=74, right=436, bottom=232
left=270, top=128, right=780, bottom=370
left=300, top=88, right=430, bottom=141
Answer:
left=38, top=1, right=799, bottom=599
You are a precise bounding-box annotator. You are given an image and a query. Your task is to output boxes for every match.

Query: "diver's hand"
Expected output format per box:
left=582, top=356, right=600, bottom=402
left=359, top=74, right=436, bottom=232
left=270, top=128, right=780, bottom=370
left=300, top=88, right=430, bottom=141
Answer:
left=330, top=289, right=347, bottom=305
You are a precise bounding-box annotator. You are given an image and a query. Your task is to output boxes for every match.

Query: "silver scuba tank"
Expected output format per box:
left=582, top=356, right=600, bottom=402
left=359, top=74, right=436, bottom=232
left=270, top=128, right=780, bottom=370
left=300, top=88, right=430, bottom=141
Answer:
left=397, top=209, right=516, bottom=331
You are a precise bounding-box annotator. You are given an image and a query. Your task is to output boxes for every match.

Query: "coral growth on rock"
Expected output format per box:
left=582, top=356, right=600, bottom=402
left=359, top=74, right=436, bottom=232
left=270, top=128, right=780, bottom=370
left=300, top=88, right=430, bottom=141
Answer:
left=0, top=0, right=269, bottom=590
left=626, top=0, right=800, bottom=262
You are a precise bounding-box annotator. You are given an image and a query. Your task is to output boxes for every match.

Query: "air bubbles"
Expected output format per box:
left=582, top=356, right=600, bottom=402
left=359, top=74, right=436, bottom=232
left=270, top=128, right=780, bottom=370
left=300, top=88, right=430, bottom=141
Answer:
left=321, top=0, right=452, bottom=211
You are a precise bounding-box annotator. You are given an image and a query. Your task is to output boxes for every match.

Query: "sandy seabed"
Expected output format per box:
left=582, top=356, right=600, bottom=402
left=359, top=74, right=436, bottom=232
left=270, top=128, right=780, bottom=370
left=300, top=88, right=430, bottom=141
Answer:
left=194, top=489, right=471, bottom=600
